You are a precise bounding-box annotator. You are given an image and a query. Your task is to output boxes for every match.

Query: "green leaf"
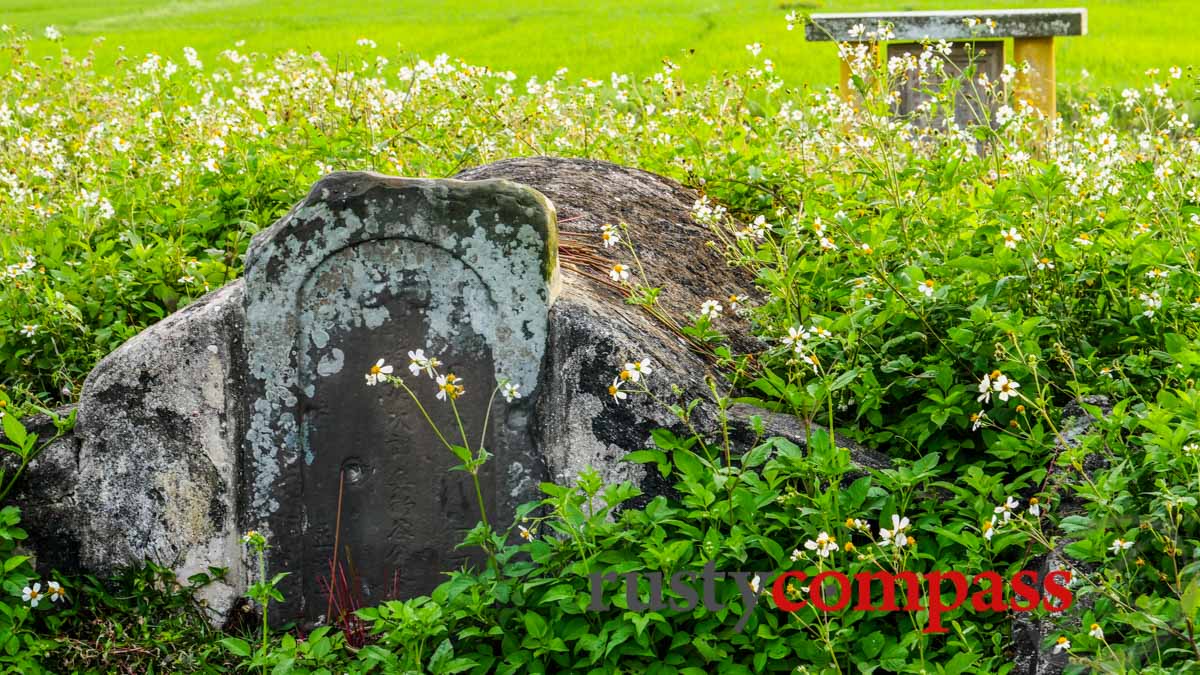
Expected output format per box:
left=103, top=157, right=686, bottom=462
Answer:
left=1181, top=579, right=1199, bottom=621
left=450, top=445, right=473, bottom=463
left=740, top=442, right=773, bottom=469
left=829, top=368, right=859, bottom=392
left=219, top=637, right=252, bottom=658
left=623, top=450, right=666, bottom=465
left=672, top=449, right=706, bottom=482
left=523, top=611, right=548, bottom=638
left=1, top=416, right=27, bottom=450
left=539, top=584, right=575, bottom=604
left=859, top=631, right=885, bottom=658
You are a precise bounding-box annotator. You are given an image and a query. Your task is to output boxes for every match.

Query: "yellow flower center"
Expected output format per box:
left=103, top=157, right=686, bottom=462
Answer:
left=620, top=370, right=632, bottom=380
left=1030, top=497, right=1039, bottom=505
left=370, top=365, right=381, bottom=375
left=608, top=385, right=618, bottom=395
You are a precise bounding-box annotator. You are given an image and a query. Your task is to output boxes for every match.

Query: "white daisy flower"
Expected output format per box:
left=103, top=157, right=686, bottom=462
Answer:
left=365, top=358, right=393, bottom=386
left=436, top=373, right=464, bottom=401
left=994, top=495, right=1019, bottom=523
left=782, top=326, right=809, bottom=352
left=803, top=532, right=840, bottom=558
left=22, top=583, right=42, bottom=607
left=994, top=374, right=1021, bottom=402
left=407, top=349, right=431, bottom=377
left=630, top=358, right=653, bottom=379
left=977, top=372, right=994, bottom=403
left=1000, top=227, right=1022, bottom=249
left=607, top=377, right=628, bottom=402
left=879, top=514, right=911, bottom=548
left=700, top=300, right=723, bottom=319
left=601, top=224, right=620, bottom=249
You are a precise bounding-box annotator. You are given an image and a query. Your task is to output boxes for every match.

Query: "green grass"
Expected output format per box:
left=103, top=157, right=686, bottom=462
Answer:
left=3, top=0, right=1199, bottom=90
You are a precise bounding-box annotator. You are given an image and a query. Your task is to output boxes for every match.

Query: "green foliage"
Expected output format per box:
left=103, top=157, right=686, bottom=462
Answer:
left=0, top=505, right=49, bottom=672
left=48, top=562, right=233, bottom=672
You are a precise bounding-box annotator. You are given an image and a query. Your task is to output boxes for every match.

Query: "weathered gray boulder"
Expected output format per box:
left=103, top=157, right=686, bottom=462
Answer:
left=12, top=282, right=248, bottom=619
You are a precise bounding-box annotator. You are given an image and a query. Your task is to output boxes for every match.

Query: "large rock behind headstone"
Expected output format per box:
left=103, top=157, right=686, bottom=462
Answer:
left=456, top=157, right=888, bottom=501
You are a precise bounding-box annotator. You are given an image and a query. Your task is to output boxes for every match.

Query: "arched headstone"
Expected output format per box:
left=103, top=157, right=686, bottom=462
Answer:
left=242, top=172, right=558, bottom=621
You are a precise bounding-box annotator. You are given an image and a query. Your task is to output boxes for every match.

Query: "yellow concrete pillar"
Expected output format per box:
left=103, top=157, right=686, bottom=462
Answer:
left=1012, top=36, right=1056, bottom=119
left=839, top=54, right=853, bottom=101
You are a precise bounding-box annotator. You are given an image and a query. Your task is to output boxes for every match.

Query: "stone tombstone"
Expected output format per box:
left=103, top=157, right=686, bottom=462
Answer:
left=242, top=172, right=559, bottom=621
left=888, top=40, right=1004, bottom=128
